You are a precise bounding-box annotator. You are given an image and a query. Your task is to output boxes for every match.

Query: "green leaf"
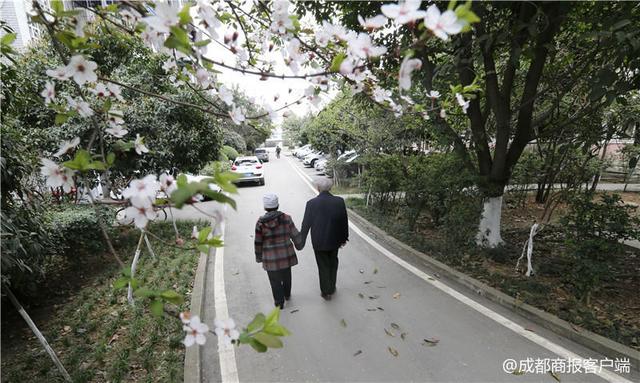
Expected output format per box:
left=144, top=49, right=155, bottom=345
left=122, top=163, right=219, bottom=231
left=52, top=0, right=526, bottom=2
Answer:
left=178, top=3, right=192, bottom=25
left=113, top=277, right=129, bottom=289
left=238, top=332, right=251, bottom=344
left=55, top=113, right=69, bottom=125
left=264, top=307, right=280, bottom=328
left=165, top=26, right=192, bottom=55
left=248, top=338, right=267, bottom=352
left=247, top=313, right=265, bottom=333
left=194, top=39, right=211, bottom=47
left=262, top=323, right=291, bottom=337
left=129, top=278, right=139, bottom=290
left=150, top=299, right=164, bottom=317
left=196, top=244, right=210, bottom=254
left=253, top=332, right=283, bottom=348
left=63, top=149, right=92, bottom=171
left=160, top=290, right=184, bottom=305
left=611, top=19, right=631, bottom=31
left=51, top=0, right=64, bottom=14
left=330, top=53, right=346, bottom=72
left=176, top=173, right=188, bottom=187
left=198, top=227, right=213, bottom=242
left=87, top=160, right=106, bottom=170
left=1, top=33, right=17, bottom=46
left=206, top=237, right=224, bottom=248
left=106, top=152, right=116, bottom=166
left=201, top=190, right=237, bottom=209
left=122, top=267, right=132, bottom=278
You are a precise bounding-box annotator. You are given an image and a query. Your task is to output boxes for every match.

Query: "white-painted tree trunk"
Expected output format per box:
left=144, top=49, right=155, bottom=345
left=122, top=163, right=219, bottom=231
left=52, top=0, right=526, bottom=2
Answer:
left=476, top=196, right=504, bottom=247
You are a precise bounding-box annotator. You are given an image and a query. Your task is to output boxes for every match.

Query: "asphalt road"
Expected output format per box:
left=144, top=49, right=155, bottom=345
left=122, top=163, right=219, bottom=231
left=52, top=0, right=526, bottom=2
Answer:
left=199, top=150, right=637, bottom=383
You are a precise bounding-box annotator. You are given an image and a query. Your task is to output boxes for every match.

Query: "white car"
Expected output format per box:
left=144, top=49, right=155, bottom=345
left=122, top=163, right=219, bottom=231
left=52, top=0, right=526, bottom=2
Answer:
left=293, top=144, right=311, bottom=157
left=315, top=158, right=327, bottom=173
left=231, top=156, right=265, bottom=185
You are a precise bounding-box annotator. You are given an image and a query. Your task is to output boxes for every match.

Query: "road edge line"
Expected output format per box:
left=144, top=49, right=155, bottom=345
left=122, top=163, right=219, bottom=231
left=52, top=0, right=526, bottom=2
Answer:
left=284, top=154, right=636, bottom=382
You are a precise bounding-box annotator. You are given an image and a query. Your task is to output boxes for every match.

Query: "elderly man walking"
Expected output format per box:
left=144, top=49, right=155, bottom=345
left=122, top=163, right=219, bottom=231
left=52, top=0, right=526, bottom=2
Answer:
left=300, top=179, right=349, bottom=300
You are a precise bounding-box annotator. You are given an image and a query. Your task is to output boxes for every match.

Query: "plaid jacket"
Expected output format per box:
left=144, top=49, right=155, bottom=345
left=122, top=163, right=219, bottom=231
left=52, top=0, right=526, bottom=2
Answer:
left=255, top=211, right=304, bottom=271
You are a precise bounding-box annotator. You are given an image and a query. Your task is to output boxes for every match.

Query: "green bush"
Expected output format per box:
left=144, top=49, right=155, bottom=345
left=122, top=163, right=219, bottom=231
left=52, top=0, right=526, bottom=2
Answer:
left=220, top=145, right=239, bottom=161
left=561, top=192, right=640, bottom=303
left=361, top=154, right=404, bottom=209
left=201, top=160, right=231, bottom=175
left=48, top=204, right=114, bottom=258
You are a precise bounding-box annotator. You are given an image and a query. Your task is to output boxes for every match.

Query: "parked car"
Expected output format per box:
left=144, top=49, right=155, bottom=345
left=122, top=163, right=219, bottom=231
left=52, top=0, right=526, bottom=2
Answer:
left=254, top=148, right=269, bottom=162
left=231, top=156, right=265, bottom=185
left=293, top=144, right=311, bottom=157
left=315, top=158, right=328, bottom=174
left=296, top=146, right=314, bottom=159
left=336, top=150, right=356, bottom=161
left=303, top=152, right=324, bottom=167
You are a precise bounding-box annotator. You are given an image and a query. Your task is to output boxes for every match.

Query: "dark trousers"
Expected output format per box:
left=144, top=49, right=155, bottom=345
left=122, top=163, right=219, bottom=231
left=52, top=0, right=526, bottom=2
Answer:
left=314, top=249, right=339, bottom=295
left=267, top=267, right=291, bottom=307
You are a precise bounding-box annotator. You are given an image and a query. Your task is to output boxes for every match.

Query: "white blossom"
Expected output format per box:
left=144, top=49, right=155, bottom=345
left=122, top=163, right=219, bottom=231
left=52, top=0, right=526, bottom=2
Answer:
left=214, top=318, right=239, bottom=346
left=372, top=86, right=392, bottom=103
left=381, top=0, right=427, bottom=25
left=46, top=65, right=70, bottom=81
left=184, top=316, right=209, bottom=347
left=315, top=22, right=333, bottom=47
left=218, top=85, right=234, bottom=106
left=66, top=96, right=94, bottom=117
left=160, top=173, right=177, bottom=195
left=197, top=0, right=222, bottom=39
left=229, top=106, right=245, bottom=125
left=398, top=56, right=422, bottom=90
left=124, top=204, right=157, bottom=229
left=105, top=125, right=128, bottom=138
left=123, top=174, right=159, bottom=209
left=40, top=158, right=75, bottom=193
left=427, top=90, right=441, bottom=99
left=196, top=68, right=211, bottom=88
left=40, top=81, right=55, bottom=104
left=107, top=110, right=125, bottom=128
left=440, top=108, right=447, bottom=118
left=134, top=134, right=150, bottom=155
left=66, top=55, right=98, bottom=86
left=180, top=311, right=192, bottom=324
left=348, top=33, right=387, bottom=59
left=90, top=83, right=110, bottom=97
left=142, top=1, right=179, bottom=34
left=358, top=14, right=387, bottom=30
left=191, top=226, right=199, bottom=239
left=351, top=82, right=364, bottom=94
left=456, top=93, right=470, bottom=113
left=270, top=0, right=293, bottom=34
left=424, top=4, right=465, bottom=41
left=106, top=82, right=124, bottom=101
left=53, top=137, right=80, bottom=158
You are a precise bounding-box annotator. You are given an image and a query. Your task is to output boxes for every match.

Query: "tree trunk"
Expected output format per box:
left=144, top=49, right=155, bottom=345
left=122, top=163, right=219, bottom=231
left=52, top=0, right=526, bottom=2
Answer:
left=476, top=196, right=505, bottom=247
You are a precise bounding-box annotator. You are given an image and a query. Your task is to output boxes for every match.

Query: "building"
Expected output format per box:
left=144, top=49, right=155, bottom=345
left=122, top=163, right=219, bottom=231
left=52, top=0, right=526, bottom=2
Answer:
left=0, top=0, right=48, bottom=50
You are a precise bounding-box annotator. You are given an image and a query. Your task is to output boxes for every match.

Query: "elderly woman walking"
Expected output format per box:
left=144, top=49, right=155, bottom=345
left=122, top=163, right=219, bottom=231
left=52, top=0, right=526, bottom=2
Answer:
left=254, top=193, right=304, bottom=309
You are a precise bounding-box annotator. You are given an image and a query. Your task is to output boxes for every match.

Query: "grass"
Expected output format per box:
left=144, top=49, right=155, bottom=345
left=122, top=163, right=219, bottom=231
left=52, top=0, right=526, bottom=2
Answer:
left=1, top=220, right=206, bottom=383
left=346, top=195, right=640, bottom=351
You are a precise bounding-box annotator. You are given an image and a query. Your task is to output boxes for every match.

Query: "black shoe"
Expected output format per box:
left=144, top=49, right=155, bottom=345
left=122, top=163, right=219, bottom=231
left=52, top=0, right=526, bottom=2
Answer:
left=276, top=302, right=285, bottom=309
left=285, top=295, right=291, bottom=301
left=321, top=293, right=332, bottom=301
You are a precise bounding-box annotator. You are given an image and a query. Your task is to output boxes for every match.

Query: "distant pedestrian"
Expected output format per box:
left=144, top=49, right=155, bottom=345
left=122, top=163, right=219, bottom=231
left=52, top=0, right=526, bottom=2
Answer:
left=276, top=146, right=281, bottom=158
left=300, top=179, right=349, bottom=300
left=254, top=193, right=304, bottom=309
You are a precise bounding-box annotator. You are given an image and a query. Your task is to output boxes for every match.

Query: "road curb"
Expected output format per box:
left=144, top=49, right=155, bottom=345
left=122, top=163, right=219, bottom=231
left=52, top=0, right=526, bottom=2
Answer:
left=347, top=207, right=640, bottom=367
left=184, top=223, right=217, bottom=383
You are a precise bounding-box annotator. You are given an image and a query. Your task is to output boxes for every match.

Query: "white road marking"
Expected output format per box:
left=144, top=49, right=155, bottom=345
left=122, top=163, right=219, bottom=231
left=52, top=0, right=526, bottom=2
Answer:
left=284, top=155, right=632, bottom=383
left=214, top=220, right=240, bottom=383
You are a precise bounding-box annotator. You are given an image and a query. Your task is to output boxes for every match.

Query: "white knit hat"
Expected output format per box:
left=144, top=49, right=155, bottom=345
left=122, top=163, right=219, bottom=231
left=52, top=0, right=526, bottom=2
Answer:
left=263, top=193, right=279, bottom=209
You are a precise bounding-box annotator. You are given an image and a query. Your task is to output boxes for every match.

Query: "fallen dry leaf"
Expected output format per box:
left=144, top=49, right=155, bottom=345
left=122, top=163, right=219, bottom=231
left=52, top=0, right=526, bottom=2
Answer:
left=340, top=319, right=347, bottom=328
left=108, top=334, right=119, bottom=345
left=359, top=269, right=364, bottom=274
left=548, top=371, right=561, bottom=382
left=364, top=281, right=373, bottom=284
left=373, top=268, right=379, bottom=274
left=368, top=295, right=380, bottom=300
left=63, top=326, right=71, bottom=333
left=384, top=328, right=395, bottom=337
left=390, top=323, right=400, bottom=330
left=388, top=347, right=399, bottom=357
left=512, top=369, right=524, bottom=376
left=393, top=293, right=401, bottom=299
left=377, top=307, right=384, bottom=311
left=570, top=324, right=582, bottom=333
left=524, top=326, right=535, bottom=332
left=422, top=337, right=440, bottom=347
left=353, top=350, right=362, bottom=357
left=400, top=332, right=407, bottom=340
left=290, top=309, right=299, bottom=314
left=367, top=308, right=377, bottom=311
left=358, top=293, right=365, bottom=299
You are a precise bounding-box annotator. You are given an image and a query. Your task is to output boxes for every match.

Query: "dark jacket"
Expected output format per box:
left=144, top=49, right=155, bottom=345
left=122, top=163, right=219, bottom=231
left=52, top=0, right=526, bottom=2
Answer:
left=254, top=211, right=304, bottom=271
left=300, top=191, right=349, bottom=251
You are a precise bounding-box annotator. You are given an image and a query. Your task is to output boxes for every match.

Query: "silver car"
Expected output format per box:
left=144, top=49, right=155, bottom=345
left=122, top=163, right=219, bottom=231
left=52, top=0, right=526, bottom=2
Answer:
left=254, top=148, right=269, bottom=162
